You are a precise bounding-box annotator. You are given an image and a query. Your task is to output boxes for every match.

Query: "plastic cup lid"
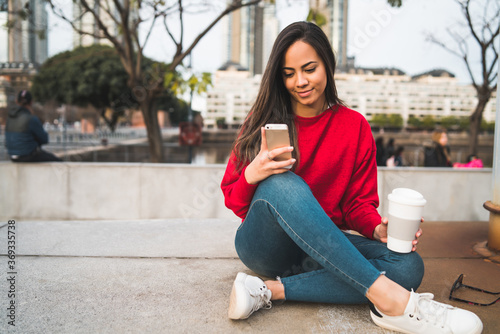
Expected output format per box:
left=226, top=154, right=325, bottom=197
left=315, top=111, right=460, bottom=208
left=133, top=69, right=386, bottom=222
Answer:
left=388, top=188, right=426, bottom=206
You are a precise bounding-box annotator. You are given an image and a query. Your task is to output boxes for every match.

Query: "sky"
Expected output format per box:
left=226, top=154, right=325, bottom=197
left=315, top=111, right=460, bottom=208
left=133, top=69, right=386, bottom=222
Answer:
left=45, top=0, right=491, bottom=84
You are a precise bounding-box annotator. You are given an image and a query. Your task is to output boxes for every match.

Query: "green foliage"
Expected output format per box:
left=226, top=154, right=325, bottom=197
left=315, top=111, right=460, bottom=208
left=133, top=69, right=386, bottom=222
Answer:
left=32, top=45, right=178, bottom=130
left=161, top=69, right=211, bottom=124
left=164, top=70, right=185, bottom=95
left=407, top=115, right=422, bottom=128
left=481, top=120, right=495, bottom=133
left=164, top=70, right=212, bottom=96
left=154, top=90, right=189, bottom=125
left=421, top=115, right=436, bottom=130
left=33, top=45, right=130, bottom=109
left=458, top=117, right=470, bottom=131
left=188, top=72, right=212, bottom=95
left=370, top=114, right=403, bottom=128
left=33, top=45, right=194, bottom=130
left=306, top=9, right=327, bottom=27
left=370, top=114, right=388, bottom=127
left=388, top=114, right=403, bottom=127
left=439, top=116, right=460, bottom=130
left=33, top=45, right=135, bottom=131
left=436, top=116, right=470, bottom=132
left=387, top=0, right=403, bottom=7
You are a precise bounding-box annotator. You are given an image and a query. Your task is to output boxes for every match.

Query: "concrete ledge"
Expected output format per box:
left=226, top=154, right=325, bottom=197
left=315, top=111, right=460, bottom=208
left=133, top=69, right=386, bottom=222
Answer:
left=376, top=167, right=492, bottom=221
left=0, top=162, right=232, bottom=221
left=0, top=162, right=492, bottom=221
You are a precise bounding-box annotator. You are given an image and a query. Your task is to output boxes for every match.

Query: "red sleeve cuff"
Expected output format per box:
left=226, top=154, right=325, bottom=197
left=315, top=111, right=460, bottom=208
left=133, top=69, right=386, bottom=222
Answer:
left=235, top=166, right=259, bottom=203
left=357, top=212, right=381, bottom=239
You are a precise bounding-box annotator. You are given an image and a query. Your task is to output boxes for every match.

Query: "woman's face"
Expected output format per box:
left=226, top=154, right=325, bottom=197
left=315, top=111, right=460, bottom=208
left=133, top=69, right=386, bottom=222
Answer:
left=282, top=41, right=327, bottom=116
left=439, top=132, right=448, bottom=146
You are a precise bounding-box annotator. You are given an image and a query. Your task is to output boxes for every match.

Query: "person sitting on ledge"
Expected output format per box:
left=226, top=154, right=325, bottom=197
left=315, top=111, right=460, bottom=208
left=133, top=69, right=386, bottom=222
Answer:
left=220, top=21, right=482, bottom=334
left=453, top=154, right=484, bottom=168
left=5, top=90, right=62, bottom=163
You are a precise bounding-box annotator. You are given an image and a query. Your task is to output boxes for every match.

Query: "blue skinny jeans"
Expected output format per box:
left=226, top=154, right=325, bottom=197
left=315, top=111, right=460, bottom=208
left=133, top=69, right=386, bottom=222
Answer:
left=235, top=172, right=424, bottom=304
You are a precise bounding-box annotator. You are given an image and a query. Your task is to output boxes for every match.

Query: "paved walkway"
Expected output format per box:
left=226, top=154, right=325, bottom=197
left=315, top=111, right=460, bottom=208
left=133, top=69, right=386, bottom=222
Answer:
left=0, top=219, right=498, bottom=333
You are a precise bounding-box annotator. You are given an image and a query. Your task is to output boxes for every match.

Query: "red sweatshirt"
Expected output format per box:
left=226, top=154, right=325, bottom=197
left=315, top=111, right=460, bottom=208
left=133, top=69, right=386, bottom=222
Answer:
left=220, top=105, right=381, bottom=239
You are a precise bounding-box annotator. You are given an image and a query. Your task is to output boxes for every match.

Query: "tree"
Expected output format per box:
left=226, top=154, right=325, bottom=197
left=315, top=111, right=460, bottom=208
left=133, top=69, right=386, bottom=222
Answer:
left=32, top=45, right=133, bottom=131
left=440, top=116, right=460, bottom=131
left=40, top=0, right=270, bottom=162
left=481, top=119, right=495, bottom=133
left=155, top=89, right=189, bottom=125
left=387, top=0, right=403, bottom=7
left=407, top=115, right=422, bottom=129
left=421, top=115, right=436, bottom=130
left=370, top=113, right=403, bottom=129
left=388, top=114, right=403, bottom=128
left=427, top=0, right=499, bottom=155
left=307, top=0, right=327, bottom=27
left=370, top=113, right=389, bottom=128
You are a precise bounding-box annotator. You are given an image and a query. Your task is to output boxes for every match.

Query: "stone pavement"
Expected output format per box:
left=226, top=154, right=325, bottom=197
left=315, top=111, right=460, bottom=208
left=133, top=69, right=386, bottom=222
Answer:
left=0, top=219, right=498, bottom=334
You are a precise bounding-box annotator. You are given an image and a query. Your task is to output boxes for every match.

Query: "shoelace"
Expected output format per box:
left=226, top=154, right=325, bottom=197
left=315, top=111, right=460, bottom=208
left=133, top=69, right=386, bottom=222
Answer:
left=411, top=293, right=452, bottom=329
left=250, top=285, right=272, bottom=312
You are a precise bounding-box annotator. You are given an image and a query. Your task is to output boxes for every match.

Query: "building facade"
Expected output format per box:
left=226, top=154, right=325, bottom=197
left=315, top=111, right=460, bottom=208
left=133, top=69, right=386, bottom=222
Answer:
left=0, top=77, right=16, bottom=124
left=73, top=0, right=118, bottom=47
left=0, top=0, right=7, bottom=62
left=1, top=0, right=48, bottom=64
left=221, top=0, right=278, bottom=75
left=204, top=62, right=261, bottom=128
left=205, top=67, right=496, bottom=128
left=335, top=69, right=497, bottom=125
left=0, top=0, right=47, bottom=111
left=309, top=0, right=349, bottom=68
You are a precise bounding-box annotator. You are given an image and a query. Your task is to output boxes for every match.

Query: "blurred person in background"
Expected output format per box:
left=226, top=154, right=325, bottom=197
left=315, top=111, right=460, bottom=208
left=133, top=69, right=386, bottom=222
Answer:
left=453, top=154, right=483, bottom=168
left=5, top=90, right=62, bottom=163
left=424, top=129, right=451, bottom=167
left=385, top=138, right=395, bottom=163
left=375, top=137, right=386, bottom=167
left=386, top=146, right=404, bottom=167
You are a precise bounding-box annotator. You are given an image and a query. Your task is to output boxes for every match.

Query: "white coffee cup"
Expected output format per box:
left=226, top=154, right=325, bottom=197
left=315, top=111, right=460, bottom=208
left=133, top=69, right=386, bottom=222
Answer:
left=387, top=188, right=426, bottom=253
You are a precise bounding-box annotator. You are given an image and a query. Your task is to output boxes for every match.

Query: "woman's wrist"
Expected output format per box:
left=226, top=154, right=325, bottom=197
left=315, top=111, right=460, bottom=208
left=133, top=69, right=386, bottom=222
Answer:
left=244, top=164, right=258, bottom=185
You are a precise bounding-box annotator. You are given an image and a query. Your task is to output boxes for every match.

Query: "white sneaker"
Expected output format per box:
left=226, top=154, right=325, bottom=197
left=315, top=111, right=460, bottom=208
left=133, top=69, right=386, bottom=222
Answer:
left=370, top=291, right=483, bottom=334
left=228, top=272, right=272, bottom=319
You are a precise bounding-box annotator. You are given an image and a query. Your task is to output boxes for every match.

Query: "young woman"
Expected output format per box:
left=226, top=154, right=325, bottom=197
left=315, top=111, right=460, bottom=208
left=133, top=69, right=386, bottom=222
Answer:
left=424, top=129, right=452, bottom=167
left=221, top=22, right=482, bottom=334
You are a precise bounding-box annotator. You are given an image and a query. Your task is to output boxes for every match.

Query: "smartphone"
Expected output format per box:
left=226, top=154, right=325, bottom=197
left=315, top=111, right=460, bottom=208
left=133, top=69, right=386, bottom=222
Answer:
left=264, top=124, right=292, bottom=168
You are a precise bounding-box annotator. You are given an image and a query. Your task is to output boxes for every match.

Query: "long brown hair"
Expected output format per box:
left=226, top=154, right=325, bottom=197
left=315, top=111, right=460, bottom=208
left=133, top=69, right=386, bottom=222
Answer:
left=232, top=21, right=345, bottom=171
left=432, top=128, right=452, bottom=163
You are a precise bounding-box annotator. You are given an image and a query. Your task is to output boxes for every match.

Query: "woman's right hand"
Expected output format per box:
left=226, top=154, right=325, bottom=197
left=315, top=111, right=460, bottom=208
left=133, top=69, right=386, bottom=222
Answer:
left=244, top=127, right=296, bottom=185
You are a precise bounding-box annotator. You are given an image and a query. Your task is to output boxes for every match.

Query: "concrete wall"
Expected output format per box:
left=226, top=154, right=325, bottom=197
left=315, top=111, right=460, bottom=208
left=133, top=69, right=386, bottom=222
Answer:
left=0, top=162, right=493, bottom=222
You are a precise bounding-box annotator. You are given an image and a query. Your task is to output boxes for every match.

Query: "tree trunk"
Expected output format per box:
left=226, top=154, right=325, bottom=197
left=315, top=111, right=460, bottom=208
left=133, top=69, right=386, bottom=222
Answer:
left=140, top=98, right=164, bottom=163
left=468, top=91, right=491, bottom=156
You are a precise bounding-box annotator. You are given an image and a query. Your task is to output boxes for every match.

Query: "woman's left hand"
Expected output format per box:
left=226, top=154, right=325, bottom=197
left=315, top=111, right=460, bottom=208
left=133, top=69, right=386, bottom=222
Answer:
left=373, top=217, right=424, bottom=252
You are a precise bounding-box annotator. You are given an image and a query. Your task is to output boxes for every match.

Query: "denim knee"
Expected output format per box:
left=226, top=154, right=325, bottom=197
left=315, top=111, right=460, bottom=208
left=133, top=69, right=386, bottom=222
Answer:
left=386, top=251, right=425, bottom=291
left=254, top=172, right=309, bottom=200
left=258, top=172, right=305, bottom=189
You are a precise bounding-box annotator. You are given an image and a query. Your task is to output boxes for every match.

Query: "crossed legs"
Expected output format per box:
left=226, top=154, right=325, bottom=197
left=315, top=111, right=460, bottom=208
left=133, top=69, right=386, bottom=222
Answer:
left=235, top=172, right=424, bottom=314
